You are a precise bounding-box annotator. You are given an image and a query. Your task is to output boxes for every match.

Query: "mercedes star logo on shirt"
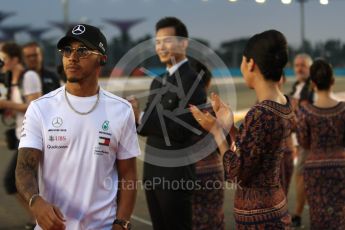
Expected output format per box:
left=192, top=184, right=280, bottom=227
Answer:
left=52, top=117, right=63, bottom=128
left=72, top=25, right=85, bottom=35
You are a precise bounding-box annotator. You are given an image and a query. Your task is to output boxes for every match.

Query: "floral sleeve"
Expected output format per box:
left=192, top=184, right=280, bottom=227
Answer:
left=223, top=106, right=282, bottom=185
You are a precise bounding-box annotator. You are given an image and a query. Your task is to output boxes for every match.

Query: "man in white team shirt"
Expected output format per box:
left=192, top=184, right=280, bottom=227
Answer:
left=15, top=24, right=140, bottom=230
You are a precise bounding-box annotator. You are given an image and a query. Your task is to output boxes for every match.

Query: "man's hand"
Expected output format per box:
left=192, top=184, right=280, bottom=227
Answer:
left=127, top=96, right=140, bottom=123
left=190, top=104, right=220, bottom=135
left=115, top=158, right=137, bottom=230
left=31, top=196, right=66, bottom=230
left=210, top=92, right=234, bottom=132
left=16, top=147, right=65, bottom=230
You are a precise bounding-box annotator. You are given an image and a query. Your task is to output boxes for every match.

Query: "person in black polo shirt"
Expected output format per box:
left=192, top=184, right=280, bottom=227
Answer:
left=22, top=42, right=61, bottom=95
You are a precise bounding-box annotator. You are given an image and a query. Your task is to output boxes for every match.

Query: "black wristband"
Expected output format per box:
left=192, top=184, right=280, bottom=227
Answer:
left=113, top=219, right=131, bottom=230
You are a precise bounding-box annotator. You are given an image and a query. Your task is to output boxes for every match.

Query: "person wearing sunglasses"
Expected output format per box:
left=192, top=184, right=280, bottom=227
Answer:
left=15, top=24, right=140, bottom=230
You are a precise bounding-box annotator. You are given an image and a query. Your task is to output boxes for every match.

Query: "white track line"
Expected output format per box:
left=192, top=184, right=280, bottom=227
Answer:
left=132, top=215, right=153, bottom=226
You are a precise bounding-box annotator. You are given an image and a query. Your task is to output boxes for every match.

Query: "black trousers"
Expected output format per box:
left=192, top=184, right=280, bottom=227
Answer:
left=145, top=189, right=192, bottom=230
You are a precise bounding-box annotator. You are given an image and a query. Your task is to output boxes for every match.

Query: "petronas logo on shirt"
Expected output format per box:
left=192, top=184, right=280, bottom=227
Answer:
left=99, top=136, right=110, bottom=146
left=102, top=120, right=109, bottom=131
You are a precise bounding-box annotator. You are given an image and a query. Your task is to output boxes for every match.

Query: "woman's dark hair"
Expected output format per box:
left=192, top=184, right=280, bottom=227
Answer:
left=310, top=59, right=334, bottom=90
left=156, top=17, right=188, bottom=38
left=243, top=30, right=288, bottom=82
left=1, top=42, right=23, bottom=63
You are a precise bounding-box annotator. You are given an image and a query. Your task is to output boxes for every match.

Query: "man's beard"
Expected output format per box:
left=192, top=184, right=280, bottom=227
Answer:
left=67, top=76, right=80, bottom=83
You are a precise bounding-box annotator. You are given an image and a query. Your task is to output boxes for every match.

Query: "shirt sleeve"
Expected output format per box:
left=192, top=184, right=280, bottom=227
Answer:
left=18, top=102, right=44, bottom=151
left=223, top=107, right=280, bottom=184
left=117, top=107, right=141, bottom=160
left=22, top=71, right=42, bottom=96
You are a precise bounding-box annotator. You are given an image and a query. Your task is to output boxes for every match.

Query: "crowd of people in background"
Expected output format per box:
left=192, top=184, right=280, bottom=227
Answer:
left=0, top=41, right=60, bottom=229
left=0, top=17, right=344, bottom=230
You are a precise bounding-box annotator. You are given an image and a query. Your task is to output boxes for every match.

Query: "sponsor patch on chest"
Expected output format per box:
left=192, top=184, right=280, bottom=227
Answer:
left=99, top=136, right=110, bottom=146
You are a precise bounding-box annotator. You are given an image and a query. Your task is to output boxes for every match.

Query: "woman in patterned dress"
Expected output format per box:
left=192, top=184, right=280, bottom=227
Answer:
left=190, top=30, right=293, bottom=229
left=193, top=152, right=225, bottom=230
left=191, top=62, right=225, bottom=230
left=296, top=59, right=345, bottom=229
left=278, top=73, right=295, bottom=196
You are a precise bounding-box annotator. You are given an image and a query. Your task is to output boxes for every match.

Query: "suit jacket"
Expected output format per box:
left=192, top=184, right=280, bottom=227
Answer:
left=138, top=62, right=207, bottom=188
left=290, top=77, right=314, bottom=104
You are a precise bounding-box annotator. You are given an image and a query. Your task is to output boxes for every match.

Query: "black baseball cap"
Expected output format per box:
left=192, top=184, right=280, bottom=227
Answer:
left=57, top=24, right=107, bottom=55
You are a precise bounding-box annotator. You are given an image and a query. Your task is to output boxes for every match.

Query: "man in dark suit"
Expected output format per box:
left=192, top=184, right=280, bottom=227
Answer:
left=129, top=17, right=207, bottom=230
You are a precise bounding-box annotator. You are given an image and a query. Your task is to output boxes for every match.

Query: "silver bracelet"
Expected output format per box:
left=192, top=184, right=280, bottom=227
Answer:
left=29, top=194, right=40, bottom=207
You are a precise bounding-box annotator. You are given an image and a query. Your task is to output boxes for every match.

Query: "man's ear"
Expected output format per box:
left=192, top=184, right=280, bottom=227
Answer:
left=181, top=38, right=189, bottom=50
left=100, top=55, right=107, bottom=66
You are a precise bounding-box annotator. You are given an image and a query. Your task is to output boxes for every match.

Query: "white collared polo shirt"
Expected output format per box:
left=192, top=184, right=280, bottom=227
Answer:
left=19, top=86, right=141, bottom=230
